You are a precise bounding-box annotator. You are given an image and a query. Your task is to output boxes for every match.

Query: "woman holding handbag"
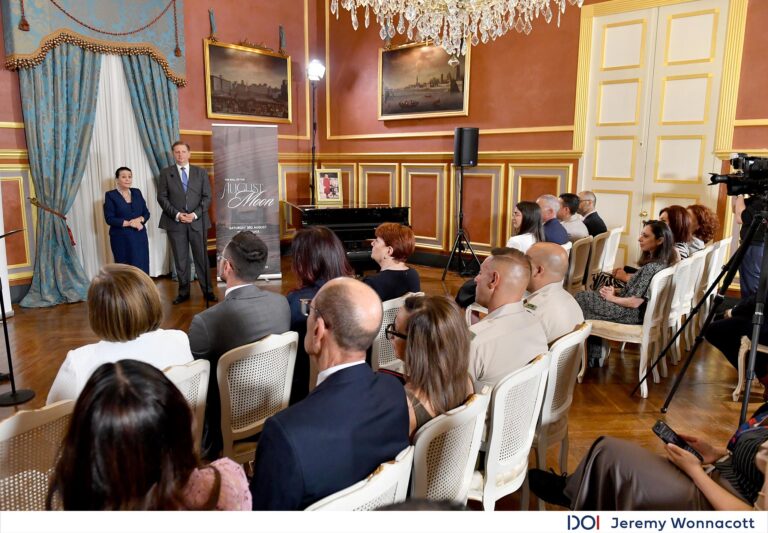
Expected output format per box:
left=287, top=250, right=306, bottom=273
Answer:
left=575, top=220, right=678, bottom=366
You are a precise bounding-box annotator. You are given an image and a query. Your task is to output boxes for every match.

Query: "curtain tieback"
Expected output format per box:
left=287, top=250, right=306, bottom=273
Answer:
left=28, top=197, right=76, bottom=247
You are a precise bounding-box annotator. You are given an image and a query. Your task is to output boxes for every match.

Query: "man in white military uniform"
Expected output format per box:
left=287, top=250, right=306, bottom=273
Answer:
left=469, top=247, right=548, bottom=390
left=525, top=242, right=585, bottom=344
left=557, top=193, right=589, bottom=242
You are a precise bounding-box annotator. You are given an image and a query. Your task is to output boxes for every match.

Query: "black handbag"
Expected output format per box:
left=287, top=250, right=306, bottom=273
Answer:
left=591, top=271, right=627, bottom=291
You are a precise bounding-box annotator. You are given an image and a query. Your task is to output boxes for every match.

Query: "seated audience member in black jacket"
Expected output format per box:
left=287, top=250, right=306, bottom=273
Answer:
left=364, top=222, right=420, bottom=301
left=706, top=294, right=768, bottom=401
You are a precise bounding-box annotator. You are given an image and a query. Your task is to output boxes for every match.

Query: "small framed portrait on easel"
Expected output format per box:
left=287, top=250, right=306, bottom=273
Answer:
left=314, top=169, right=343, bottom=206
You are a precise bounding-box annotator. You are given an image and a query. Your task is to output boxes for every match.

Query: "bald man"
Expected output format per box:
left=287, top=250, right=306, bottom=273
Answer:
left=577, top=190, right=608, bottom=236
left=250, top=278, right=409, bottom=510
left=525, top=242, right=585, bottom=344
left=470, top=247, right=548, bottom=389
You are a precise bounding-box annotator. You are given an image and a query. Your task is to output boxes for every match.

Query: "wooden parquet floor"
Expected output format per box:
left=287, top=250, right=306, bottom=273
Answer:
left=0, top=256, right=763, bottom=510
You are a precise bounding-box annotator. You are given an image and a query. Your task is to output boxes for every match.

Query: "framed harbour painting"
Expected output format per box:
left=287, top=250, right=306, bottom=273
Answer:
left=379, top=42, right=470, bottom=121
left=204, top=39, right=291, bottom=123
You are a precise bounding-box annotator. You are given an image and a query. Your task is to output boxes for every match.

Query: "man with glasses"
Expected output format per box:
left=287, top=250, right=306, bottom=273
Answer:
left=250, top=278, right=409, bottom=510
left=188, top=231, right=290, bottom=459
left=577, top=190, right=608, bottom=237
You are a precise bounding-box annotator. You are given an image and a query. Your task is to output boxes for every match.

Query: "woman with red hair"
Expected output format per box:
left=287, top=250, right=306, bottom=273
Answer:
left=687, top=204, right=719, bottom=253
left=659, top=205, right=694, bottom=259
left=365, top=222, right=420, bottom=301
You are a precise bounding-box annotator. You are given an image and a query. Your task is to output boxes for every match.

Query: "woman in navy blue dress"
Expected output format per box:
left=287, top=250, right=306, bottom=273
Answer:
left=103, top=167, right=150, bottom=273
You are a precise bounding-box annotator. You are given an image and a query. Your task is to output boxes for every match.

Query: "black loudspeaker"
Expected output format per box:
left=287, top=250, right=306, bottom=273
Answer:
left=453, top=127, right=479, bottom=167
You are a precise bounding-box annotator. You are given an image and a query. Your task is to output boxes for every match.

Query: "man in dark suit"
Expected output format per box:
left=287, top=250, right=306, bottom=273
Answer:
left=158, top=141, right=216, bottom=304
left=250, top=277, right=409, bottom=510
left=578, top=190, right=608, bottom=236
left=536, top=194, right=569, bottom=245
left=188, top=231, right=290, bottom=459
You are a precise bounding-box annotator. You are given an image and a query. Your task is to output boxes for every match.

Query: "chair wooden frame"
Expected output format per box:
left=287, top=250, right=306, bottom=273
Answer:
left=565, top=236, right=593, bottom=294
left=305, top=446, right=414, bottom=510
left=164, top=359, right=210, bottom=452
left=371, top=292, right=424, bottom=372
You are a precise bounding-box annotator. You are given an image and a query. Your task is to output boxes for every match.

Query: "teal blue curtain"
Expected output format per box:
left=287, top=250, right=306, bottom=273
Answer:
left=19, top=44, right=101, bottom=307
left=121, top=55, right=180, bottom=176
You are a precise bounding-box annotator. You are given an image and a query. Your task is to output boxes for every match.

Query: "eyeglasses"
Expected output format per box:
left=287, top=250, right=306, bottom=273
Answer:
left=300, top=299, right=331, bottom=327
left=385, top=323, right=407, bottom=340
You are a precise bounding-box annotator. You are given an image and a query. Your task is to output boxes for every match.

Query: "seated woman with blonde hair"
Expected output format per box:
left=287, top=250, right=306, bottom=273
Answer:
left=386, top=295, right=473, bottom=437
left=46, top=264, right=193, bottom=404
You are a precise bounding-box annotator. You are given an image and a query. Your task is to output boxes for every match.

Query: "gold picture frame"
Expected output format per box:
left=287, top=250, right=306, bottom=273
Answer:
left=314, top=169, right=344, bottom=206
left=204, top=39, right=292, bottom=123
left=378, top=41, right=470, bottom=121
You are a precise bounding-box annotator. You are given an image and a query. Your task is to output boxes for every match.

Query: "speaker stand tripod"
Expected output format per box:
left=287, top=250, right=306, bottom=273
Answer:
left=442, top=165, right=481, bottom=280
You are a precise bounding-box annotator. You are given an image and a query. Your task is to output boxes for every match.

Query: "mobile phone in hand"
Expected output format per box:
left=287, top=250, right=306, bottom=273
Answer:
left=652, top=420, right=704, bottom=461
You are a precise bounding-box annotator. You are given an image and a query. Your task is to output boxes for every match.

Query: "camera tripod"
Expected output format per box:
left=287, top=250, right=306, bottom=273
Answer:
left=635, top=210, right=767, bottom=426
left=442, top=165, right=481, bottom=280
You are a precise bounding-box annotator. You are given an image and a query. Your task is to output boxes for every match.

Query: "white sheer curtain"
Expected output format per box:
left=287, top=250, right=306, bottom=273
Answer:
left=70, top=54, right=171, bottom=279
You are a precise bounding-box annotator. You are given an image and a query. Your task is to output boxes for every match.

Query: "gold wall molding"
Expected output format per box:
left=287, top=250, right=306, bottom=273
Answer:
left=326, top=125, right=575, bottom=141
left=0, top=122, right=24, bottom=129
left=733, top=119, right=768, bottom=127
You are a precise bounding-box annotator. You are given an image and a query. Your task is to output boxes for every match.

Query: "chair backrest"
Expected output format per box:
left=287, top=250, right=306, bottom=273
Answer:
left=305, top=446, right=414, bottom=510
left=586, top=231, right=610, bottom=288
left=411, top=392, right=490, bottom=503
left=601, top=226, right=624, bottom=272
left=538, top=323, right=592, bottom=429
left=640, top=265, right=676, bottom=344
left=694, top=244, right=715, bottom=300
left=0, top=400, right=75, bottom=510
left=707, top=237, right=732, bottom=289
left=667, top=256, right=695, bottom=321
left=464, top=302, right=488, bottom=327
left=218, top=331, right=298, bottom=459
left=164, top=359, right=210, bottom=451
left=481, top=355, right=550, bottom=503
left=565, top=236, right=593, bottom=293
left=683, top=250, right=708, bottom=311
left=371, top=292, right=424, bottom=371
left=561, top=241, right=572, bottom=255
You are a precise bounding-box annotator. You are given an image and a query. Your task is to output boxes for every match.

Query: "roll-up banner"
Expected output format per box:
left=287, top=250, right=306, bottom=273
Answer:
left=212, top=124, right=281, bottom=279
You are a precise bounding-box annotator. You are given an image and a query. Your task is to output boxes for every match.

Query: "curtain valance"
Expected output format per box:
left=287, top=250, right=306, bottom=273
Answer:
left=1, top=0, right=186, bottom=85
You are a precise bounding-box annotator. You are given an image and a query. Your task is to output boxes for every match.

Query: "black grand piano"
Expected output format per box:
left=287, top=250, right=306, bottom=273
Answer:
left=287, top=203, right=410, bottom=273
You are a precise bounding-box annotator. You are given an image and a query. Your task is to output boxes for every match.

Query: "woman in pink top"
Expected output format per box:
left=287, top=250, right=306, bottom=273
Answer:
left=47, top=360, right=250, bottom=510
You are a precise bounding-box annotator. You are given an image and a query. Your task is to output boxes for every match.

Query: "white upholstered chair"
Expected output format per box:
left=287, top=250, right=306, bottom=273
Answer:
left=679, top=250, right=709, bottom=353
left=0, top=400, right=75, bottom=510
left=585, top=231, right=610, bottom=289
left=411, top=391, right=490, bottom=504
left=663, top=257, right=695, bottom=369
left=371, top=292, right=423, bottom=372
left=464, top=302, right=488, bottom=326
left=586, top=265, right=675, bottom=398
left=218, top=331, right=298, bottom=464
left=565, top=236, right=593, bottom=294
left=467, top=355, right=550, bottom=510
left=696, top=238, right=732, bottom=332
left=601, top=226, right=625, bottom=272
left=305, top=446, right=414, bottom=510
left=164, top=359, right=210, bottom=451
left=530, top=324, right=591, bottom=509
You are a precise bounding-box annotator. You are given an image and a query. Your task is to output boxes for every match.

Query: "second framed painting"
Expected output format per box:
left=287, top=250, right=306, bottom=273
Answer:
left=204, top=39, right=292, bottom=123
left=378, top=42, right=470, bottom=121
left=314, top=169, right=344, bottom=206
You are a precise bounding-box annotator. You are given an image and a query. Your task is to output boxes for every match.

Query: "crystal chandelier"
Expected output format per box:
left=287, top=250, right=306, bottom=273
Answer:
left=330, top=0, right=584, bottom=56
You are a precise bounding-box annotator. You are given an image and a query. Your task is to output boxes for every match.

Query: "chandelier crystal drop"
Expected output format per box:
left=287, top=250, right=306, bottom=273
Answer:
left=330, top=0, right=584, bottom=56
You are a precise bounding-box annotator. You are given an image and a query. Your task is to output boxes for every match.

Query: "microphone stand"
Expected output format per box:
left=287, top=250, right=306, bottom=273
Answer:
left=0, top=228, right=34, bottom=406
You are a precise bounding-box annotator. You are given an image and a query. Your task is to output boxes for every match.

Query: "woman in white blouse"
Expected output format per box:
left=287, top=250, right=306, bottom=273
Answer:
left=506, top=201, right=545, bottom=253
left=47, top=264, right=193, bottom=404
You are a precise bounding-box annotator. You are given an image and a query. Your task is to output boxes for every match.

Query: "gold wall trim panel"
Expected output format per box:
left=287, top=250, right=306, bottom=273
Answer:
left=664, top=9, right=719, bottom=66
left=325, top=125, right=575, bottom=141
left=601, top=19, right=647, bottom=72
left=733, top=119, right=768, bottom=127
left=0, top=122, right=24, bottom=129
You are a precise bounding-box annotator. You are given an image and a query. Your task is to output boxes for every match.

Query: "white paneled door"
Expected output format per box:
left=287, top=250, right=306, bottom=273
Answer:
left=580, top=0, right=728, bottom=266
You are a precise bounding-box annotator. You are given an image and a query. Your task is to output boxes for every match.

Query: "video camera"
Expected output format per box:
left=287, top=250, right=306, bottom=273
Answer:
left=710, top=153, right=768, bottom=196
